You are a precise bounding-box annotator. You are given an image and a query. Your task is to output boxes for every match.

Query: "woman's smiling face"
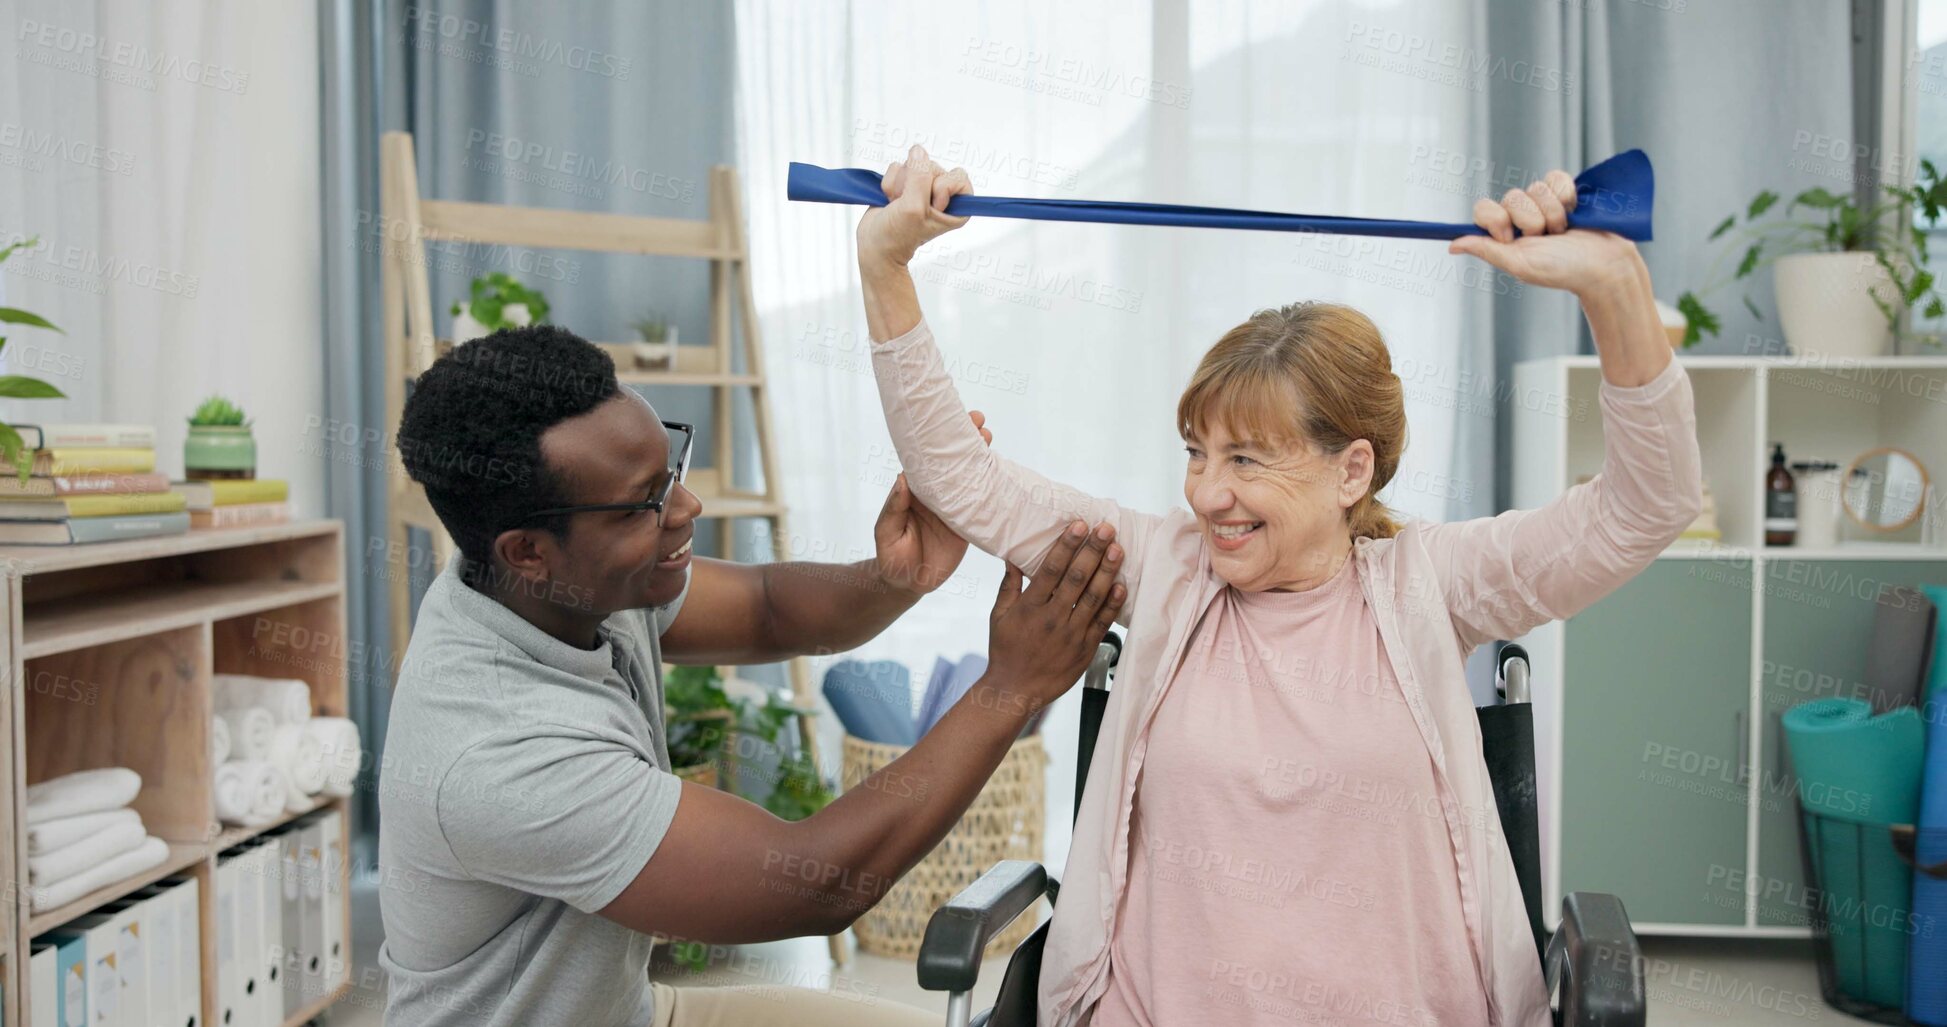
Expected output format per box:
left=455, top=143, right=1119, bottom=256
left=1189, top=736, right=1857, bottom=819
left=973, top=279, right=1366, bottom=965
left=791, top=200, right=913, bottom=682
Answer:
left=1183, top=418, right=1373, bottom=593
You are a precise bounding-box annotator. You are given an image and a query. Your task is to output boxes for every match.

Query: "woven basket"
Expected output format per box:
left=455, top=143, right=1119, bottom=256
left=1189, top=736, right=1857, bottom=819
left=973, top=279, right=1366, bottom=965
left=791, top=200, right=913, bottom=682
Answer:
left=841, top=732, right=1048, bottom=959
left=673, top=762, right=719, bottom=789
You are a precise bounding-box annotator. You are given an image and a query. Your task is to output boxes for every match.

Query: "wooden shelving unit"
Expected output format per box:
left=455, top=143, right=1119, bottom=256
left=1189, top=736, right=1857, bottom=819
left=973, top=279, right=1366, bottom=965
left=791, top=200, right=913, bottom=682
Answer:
left=1, top=520, right=354, bottom=1027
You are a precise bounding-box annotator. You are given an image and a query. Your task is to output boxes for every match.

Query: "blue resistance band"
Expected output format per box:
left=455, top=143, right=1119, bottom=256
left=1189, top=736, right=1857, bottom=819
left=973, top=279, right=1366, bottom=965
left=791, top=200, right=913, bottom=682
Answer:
left=788, top=149, right=1654, bottom=242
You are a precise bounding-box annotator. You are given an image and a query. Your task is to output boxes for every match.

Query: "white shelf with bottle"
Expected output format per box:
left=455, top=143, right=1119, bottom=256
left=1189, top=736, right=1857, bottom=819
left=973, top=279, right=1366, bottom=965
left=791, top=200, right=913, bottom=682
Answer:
left=1512, top=353, right=1947, bottom=939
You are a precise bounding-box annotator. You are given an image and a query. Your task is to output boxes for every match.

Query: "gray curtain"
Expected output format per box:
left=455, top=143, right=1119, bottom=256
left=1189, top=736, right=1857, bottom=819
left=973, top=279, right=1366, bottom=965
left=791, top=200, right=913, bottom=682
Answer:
left=1480, top=0, right=1856, bottom=514
left=319, top=0, right=390, bottom=845
left=318, top=1, right=754, bottom=843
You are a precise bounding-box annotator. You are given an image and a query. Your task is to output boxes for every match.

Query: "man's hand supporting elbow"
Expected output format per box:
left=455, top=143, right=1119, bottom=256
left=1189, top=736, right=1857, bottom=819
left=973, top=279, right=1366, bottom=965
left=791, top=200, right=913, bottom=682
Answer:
left=602, top=519, right=1124, bottom=943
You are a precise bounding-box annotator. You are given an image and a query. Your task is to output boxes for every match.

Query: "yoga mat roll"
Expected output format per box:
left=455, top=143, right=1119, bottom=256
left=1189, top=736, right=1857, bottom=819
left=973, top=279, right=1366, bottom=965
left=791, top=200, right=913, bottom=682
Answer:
left=1921, top=584, right=1947, bottom=705
left=1911, top=685, right=1947, bottom=1024
left=1784, top=698, right=1924, bottom=1008
left=822, top=660, right=916, bottom=745
left=789, top=149, right=1656, bottom=242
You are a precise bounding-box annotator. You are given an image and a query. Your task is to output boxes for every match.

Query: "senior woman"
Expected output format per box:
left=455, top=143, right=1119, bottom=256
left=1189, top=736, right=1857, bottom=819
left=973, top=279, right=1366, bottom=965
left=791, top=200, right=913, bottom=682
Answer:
left=855, top=145, right=1701, bottom=1026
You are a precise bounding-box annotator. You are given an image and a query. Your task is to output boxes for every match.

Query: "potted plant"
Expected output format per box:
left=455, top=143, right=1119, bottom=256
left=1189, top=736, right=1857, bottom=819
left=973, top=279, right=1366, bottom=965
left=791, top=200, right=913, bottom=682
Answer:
left=1678, top=161, right=1947, bottom=356
left=663, top=664, right=836, bottom=818
left=450, top=272, right=551, bottom=344
left=185, top=395, right=255, bottom=480
left=0, top=236, right=68, bottom=481
left=665, top=664, right=735, bottom=788
left=629, top=312, right=676, bottom=370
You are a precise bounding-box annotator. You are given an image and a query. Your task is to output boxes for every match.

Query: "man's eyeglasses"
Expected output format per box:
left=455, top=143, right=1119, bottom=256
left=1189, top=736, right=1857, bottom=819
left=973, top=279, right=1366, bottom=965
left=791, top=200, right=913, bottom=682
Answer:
left=521, top=420, right=694, bottom=528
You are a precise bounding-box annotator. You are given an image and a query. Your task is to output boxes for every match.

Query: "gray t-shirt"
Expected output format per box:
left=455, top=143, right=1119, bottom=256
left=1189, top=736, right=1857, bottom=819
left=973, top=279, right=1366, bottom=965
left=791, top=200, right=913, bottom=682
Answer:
left=377, top=553, right=689, bottom=1026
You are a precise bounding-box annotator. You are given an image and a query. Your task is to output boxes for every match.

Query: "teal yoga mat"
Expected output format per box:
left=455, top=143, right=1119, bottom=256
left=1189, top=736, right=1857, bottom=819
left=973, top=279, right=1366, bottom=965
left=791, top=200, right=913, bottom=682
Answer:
left=1784, top=697, right=1925, bottom=1008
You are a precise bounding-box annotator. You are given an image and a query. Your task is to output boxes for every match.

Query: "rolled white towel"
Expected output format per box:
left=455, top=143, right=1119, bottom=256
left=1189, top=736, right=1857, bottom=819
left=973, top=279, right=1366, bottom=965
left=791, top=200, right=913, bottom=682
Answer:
left=218, top=706, right=274, bottom=761
left=210, top=713, right=231, bottom=766
left=215, top=763, right=258, bottom=826
left=306, top=717, right=362, bottom=798
left=271, top=723, right=328, bottom=797
left=30, top=835, right=169, bottom=913
left=247, top=759, right=286, bottom=824
left=28, top=816, right=146, bottom=887
left=26, top=807, right=142, bottom=856
left=214, top=674, right=311, bottom=725
left=25, top=767, right=141, bottom=825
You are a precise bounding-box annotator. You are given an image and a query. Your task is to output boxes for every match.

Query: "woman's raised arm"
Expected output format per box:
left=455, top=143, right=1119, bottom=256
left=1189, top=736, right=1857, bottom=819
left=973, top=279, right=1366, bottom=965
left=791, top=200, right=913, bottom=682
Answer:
left=857, top=146, right=1161, bottom=610
left=1425, top=172, right=1705, bottom=648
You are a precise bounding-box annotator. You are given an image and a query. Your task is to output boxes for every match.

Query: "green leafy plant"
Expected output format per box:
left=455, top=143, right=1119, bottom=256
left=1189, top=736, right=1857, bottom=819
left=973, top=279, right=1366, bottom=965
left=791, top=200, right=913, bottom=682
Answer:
left=188, top=394, right=251, bottom=428
left=1677, top=161, right=1947, bottom=347
left=666, top=939, right=710, bottom=973
left=762, top=752, right=835, bottom=822
left=664, top=664, right=834, bottom=821
left=0, top=236, right=69, bottom=481
left=665, top=664, right=736, bottom=769
left=631, top=314, right=669, bottom=343
left=450, top=272, right=550, bottom=332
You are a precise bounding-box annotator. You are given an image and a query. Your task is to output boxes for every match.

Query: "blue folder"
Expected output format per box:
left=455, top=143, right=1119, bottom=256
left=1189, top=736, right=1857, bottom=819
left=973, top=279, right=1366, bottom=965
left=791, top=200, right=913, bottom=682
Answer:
left=789, top=149, right=1654, bottom=242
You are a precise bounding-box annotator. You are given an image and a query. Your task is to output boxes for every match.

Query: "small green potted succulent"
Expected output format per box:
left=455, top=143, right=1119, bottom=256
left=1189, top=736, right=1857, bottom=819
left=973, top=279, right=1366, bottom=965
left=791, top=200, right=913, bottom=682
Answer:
left=628, top=312, right=676, bottom=370
left=184, top=395, right=255, bottom=480
left=450, top=272, right=550, bottom=343
left=0, top=236, right=68, bottom=481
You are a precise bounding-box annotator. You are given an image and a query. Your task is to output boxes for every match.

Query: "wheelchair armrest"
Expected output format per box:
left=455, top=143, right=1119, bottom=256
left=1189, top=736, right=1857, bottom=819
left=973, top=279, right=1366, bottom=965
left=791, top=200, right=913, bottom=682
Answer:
left=917, top=860, right=1048, bottom=994
left=1547, top=891, right=1645, bottom=1027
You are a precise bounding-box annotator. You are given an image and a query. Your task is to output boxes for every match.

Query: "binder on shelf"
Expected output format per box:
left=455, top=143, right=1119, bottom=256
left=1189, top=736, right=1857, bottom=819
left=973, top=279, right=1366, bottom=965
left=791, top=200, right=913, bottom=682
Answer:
left=95, top=902, right=145, bottom=1027
left=297, top=819, right=325, bottom=1009
left=47, top=933, right=86, bottom=1027
left=255, top=841, right=283, bottom=1027
left=45, top=914, right=118, bottom=1027
left=319, top=811, right=346, bottom=990
left=129, top=878, right=199, bottom=1027
left=214, top=852, right=242, bottom=1027
left=279, top=829, right=305, bottom=1017
left=233, top=846, right=263, bottom=1027
left=171, top=878, right=202, bottom=1027
left=125, top=888, right=175, bottom=1027
left=31, top=942, right=57, bottom=1027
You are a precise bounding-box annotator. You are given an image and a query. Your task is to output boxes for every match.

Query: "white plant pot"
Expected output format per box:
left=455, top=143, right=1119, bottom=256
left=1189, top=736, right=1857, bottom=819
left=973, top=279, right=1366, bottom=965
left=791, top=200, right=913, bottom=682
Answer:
left=1772, top=251, right=1896, bottom=359
left=451, top=302, right=530, bottom=343
left=452, top=308, right=489, bottom=344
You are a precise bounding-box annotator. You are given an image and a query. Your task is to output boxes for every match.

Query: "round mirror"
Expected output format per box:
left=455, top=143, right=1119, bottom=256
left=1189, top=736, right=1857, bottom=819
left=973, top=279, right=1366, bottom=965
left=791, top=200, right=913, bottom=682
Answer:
left=1842, top=447, right=1929, bottom=532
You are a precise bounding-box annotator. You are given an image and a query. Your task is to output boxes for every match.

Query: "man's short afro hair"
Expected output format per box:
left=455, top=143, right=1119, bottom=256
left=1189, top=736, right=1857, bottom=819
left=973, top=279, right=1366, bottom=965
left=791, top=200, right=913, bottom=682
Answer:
left=397, top=324, right=620, bottom=568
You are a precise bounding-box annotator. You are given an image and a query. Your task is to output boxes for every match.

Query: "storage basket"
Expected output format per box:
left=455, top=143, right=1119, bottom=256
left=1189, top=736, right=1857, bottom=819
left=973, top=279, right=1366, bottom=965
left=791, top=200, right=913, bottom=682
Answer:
left=841, top=732, right=1048, bottom=958
left=1795, top=805, right=1947, bottom=1022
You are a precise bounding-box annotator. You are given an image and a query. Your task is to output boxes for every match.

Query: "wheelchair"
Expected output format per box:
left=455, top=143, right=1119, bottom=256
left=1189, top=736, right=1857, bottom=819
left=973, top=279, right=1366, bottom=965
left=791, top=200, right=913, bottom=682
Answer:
left=915, top=636, right=1648, bottom=1026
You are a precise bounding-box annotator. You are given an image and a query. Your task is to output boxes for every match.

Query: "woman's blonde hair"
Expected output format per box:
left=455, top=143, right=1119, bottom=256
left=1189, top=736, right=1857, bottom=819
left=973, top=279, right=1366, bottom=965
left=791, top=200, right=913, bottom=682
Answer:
left=1176, top=302, right=1406, bottom=541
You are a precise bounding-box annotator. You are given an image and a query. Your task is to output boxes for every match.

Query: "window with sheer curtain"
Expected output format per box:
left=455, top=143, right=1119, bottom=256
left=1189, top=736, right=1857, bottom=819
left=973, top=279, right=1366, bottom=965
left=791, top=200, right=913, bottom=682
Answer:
left=734, top=0, right=1499, bottom=673
left=733, top=0, right=1513, bottom=861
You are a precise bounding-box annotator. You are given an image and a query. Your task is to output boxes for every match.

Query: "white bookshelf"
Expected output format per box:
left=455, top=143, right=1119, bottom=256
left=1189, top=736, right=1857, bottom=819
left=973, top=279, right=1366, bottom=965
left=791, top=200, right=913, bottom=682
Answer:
left=1513, top=353, right=1947, bottom=937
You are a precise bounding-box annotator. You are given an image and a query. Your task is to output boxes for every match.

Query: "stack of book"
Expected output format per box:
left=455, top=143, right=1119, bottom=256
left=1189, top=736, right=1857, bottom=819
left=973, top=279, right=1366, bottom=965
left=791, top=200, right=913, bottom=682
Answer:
left=173, top=478, right=291, bottom=529
left=0, top=423, right=189, bottom=545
